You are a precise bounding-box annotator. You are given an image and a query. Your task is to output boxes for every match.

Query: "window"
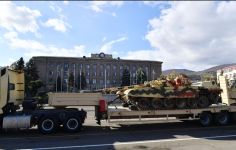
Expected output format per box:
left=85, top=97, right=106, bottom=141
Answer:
left=120, top=65, right=123, bottom=76
left=9, top=83, right=15, bottom=90
left=86, top=71, right=90, bottom=76
left=113, top=65, right=117, bottom=76
left=64, top=63, right=69, bottom=68
left=49, top=71, right=53, bottom=76
left=86, top=64, right=90, bottom=69
left=86, top=78, right=89, bottom=84
left=100, top=65, right=104, bottom=76
left=93, top=79, right=96, bottom=84
left=93, top=65, right=97, bottom=76
left=106, top=65, right=110, bottom=70
left=132, top=66, right=136, bottom=71
left=100, top=80, right=103, bottom=84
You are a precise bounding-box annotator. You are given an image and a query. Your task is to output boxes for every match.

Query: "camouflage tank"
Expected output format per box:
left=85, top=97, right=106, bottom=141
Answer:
left=117, top=74, right=222, bottom=110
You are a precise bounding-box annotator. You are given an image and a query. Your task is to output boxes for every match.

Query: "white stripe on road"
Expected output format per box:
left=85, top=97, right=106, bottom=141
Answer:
left=20, top=134, right=236, bottom=150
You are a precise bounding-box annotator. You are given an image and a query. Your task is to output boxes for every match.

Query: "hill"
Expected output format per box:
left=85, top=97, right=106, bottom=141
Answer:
left=162, top=69, right=195, bottom=75
left=162, top=63, right=236, bottom=81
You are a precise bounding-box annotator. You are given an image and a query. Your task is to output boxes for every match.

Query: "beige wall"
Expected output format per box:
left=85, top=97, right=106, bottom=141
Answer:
left=33, top=55, right=162, bottom=91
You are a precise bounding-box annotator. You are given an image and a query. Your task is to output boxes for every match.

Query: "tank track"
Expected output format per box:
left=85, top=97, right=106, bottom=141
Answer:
left=126, top=94, right=221, bottom=111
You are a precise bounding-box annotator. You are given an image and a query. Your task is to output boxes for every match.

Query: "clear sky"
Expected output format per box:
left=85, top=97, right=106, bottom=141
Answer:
left=0, top=1, right=236, bottom=71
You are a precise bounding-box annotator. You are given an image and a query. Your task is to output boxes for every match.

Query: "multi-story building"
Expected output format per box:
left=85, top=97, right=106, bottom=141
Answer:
left=32, top=53, right=162, bottom=91
left=217, top=65, right=236, bottom=81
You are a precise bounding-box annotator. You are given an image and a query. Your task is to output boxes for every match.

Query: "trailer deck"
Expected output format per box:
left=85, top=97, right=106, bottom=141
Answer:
left=106, top=105, right=236, bottom=124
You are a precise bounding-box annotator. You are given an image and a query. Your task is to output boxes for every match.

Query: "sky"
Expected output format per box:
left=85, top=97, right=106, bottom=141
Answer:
left=0, top=1, right=236, bottom=71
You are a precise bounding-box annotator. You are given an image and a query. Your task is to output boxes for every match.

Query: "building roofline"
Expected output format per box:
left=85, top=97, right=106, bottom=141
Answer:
left=32, top=56, right=163, bottom=63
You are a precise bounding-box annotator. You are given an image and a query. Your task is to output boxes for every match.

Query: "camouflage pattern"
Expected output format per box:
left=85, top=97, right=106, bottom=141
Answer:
left=115, top=74, right=222, bottom=110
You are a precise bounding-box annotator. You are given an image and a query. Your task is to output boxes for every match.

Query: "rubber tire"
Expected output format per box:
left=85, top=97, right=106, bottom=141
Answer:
left=38, top=117, right=58, bottom=134
left=214, top=112, right=230, bottom=126
left=63, top=117, right=82, bottom=133
left=199, top=112, right=213, bottom=127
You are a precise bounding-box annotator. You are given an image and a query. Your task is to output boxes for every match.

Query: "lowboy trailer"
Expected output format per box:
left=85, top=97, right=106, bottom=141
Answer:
left=1, top=66, right=236, bottom=134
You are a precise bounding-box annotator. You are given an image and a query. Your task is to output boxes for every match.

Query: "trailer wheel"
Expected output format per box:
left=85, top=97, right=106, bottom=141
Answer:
left=199, top=112, right=213, bottom=127
left=215, top=112, right=230, bottom=126
left=63, top=117, right=82, bottom=133
left=38, top=117, right=58, bottom=134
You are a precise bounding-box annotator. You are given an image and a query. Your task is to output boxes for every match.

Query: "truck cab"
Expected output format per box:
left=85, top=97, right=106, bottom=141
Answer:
left=0, top=67, right=24, bottom=115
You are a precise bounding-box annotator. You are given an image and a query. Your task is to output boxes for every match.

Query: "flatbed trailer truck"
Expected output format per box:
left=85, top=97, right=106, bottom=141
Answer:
left=1, top=66, right=236, bottom=134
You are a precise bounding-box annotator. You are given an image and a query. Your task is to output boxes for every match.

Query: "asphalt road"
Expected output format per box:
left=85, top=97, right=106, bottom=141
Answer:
left=1, top=108, right=236, bottom=150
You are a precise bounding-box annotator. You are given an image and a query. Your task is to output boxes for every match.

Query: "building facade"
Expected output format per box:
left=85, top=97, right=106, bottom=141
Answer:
left=217, top=65, right=236, bottom=81
left=32, top=53, right=162, bottom=91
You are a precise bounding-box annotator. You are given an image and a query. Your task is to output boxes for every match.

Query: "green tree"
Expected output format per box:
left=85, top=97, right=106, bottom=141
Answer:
left=77, top=72, right=86, bottom=90
left=121, top=69, right=130, bottom=86
left=25, top=58, right=39, bottom=80
left=14, top=57, right=25, bottom=71
left=137, top=68, right=147, bottom=84
left=68, top=72, right=75, bottom=91
left=24, top=58, right=43, bottom=97
left=56, top=75, right=62, bottom=91
left=29, top=80, right=44, bottom=96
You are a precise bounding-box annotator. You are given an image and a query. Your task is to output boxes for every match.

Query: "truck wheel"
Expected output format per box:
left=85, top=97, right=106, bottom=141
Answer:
left=215, top=112, right=230, bottom=126
left=199, top=112, right=213, bottom=127
left=38, top=117, right=58, bottom=134
left=63, top=117, right=82, bottom=133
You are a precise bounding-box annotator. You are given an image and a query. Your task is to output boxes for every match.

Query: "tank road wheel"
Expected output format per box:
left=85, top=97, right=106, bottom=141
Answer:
left=163, top=99, right=175, bottom=109
left=214, top=112, right=230, bottom=126
left=198, top=96, right=210, bottom=108
left=199, top=112, right=213, bottom=127
left=176, top=99, right=187, bottom=109
left=151, top=99, right=163, bottom=110
left=187, top=98, right=198, bottom=109
left=38, top=117, right=58, bottom=134
left=137, top=98, right=150, bottom=110
left=63, top=117, right=82, bottom=133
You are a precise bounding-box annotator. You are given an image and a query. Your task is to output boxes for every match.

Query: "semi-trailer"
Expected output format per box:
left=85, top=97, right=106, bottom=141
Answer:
left=1, top=66, right=236, bottom=134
